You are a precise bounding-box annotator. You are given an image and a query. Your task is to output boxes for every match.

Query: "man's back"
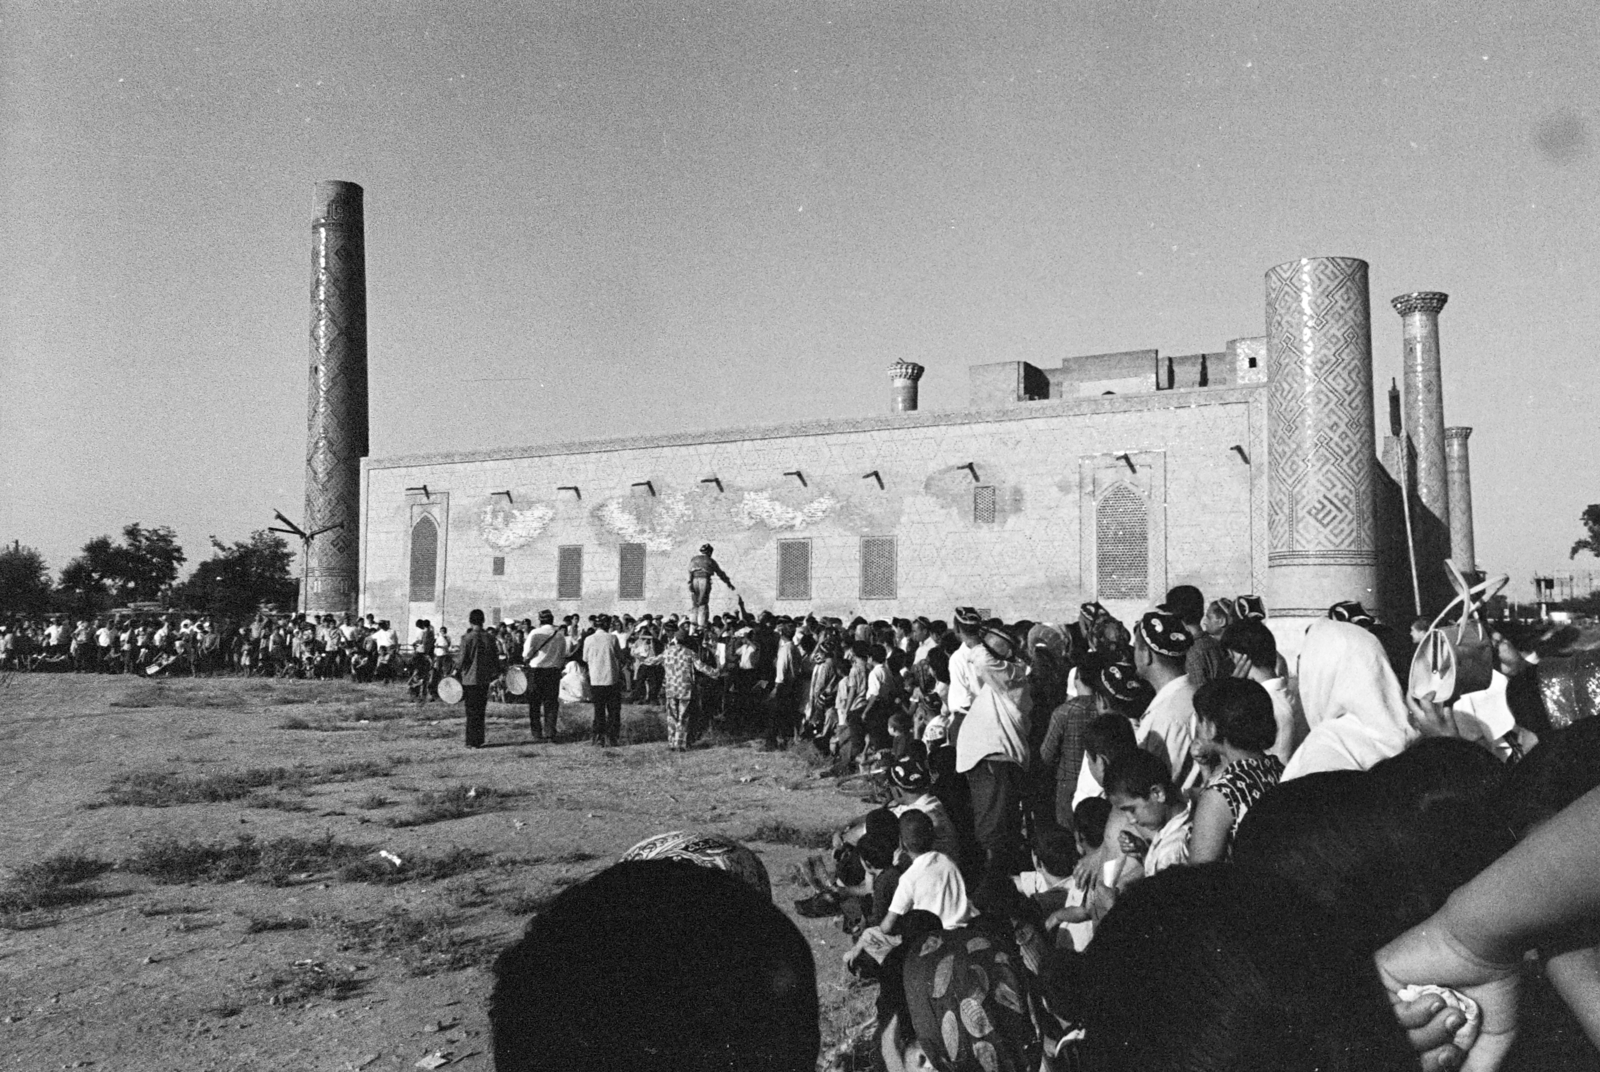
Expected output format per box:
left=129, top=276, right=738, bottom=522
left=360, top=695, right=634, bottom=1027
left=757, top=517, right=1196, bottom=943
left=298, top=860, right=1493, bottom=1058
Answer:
left=583, top=630, right=622, bottom=687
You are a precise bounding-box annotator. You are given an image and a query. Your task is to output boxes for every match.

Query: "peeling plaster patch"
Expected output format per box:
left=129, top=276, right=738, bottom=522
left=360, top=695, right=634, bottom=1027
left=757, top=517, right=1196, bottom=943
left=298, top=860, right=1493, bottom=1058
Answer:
left=480, top=502, right=555, bottom=551
left=595, top=491, right=693, bottom=551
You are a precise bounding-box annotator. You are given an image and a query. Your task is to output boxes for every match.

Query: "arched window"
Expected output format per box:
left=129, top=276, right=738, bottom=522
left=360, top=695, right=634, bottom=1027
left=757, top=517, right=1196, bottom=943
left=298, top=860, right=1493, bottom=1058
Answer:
left=1096, top=483, right=1148, bottom=601
left=409, top=516, right=438, bottom=602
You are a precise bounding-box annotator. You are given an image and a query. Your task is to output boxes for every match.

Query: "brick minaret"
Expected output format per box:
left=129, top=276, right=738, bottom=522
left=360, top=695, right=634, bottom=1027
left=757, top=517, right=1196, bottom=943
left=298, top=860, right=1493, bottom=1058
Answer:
left=1264, top=257, right=1378, bottom=617
left=888, top=360, right=925, bottom=412
left=304, top=180, right=368, bottom=615
left=1444, top=426, right=1476, bottom=575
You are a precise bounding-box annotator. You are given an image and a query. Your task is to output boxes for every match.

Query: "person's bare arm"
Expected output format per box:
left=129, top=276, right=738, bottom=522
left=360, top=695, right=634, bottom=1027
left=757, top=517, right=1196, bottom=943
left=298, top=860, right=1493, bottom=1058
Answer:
left=1187, top=786, right=1232, bottom=865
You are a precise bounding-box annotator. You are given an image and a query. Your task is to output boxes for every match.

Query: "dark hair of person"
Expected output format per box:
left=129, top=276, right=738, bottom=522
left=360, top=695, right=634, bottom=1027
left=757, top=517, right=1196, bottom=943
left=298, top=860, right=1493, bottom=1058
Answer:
left=1232, top=769, right=1513, bottom=952
left=869, top=643, right=888, bottom=664
left=857, top=829, right=898, bottom=871
left=490, top=860, right=819, bottom=1072
left=1033, top=826, right=1079, bottom=876
left=1079, top=865, right=1413, bottom=1072
left=468, top=608, right=485, bottom=625
left=1102, top=749, right=1172, bottom=801
left=1073, top=796, right=1112, bottom=850
left=1163, top=584, right=1205, bottom=625
left=1192, top=677, right=1278, bottom=753
left=1496, top=718, right=1600, bottom=837
left=849, top=640, right=871, bottom=662
left=1368, top=736, right=1506, bottom=813
left=898, top=809, right=935, bottom=856
left=1219, top=618, right=1277, bottom=671
left=1082, top=713, right=1139, bottom=766
left=924, top=646, right=951, bottom=685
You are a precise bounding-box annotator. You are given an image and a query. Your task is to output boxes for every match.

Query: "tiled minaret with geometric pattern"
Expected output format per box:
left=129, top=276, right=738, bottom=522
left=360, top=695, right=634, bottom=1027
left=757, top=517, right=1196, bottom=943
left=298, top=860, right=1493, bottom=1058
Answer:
left=1264, top=257, right=1379, bottom=617
left=1392, top=291, right=1451, bottom=542
left=304, top=180, right=368, bottom=616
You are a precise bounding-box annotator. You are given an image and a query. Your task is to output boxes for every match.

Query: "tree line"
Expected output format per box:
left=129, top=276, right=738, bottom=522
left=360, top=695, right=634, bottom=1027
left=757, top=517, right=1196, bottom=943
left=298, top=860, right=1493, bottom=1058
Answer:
left=0, top=524, right=297, bottom=621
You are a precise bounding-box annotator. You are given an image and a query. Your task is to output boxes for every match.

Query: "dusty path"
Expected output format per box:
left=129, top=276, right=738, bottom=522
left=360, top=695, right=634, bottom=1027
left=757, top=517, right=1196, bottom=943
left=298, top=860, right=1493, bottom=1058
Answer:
left=0, top=675, right=871, bottom=1072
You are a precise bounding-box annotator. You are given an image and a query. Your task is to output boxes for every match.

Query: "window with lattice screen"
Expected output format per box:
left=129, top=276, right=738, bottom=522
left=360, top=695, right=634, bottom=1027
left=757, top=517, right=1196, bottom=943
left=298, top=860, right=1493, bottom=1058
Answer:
left=860, top=537, right=896, bottom=600
left=1096, top=483, right=1148, bottom=600
left=557, top=545, right=584, bottom=600
left=974, top=485, right=997, bottom=523
left=491, top=556, right=505, bottom=576
left=776, top=539, right=811, bottom=600
left=409, top=517, right=438, bottom=602
left=618, top=543, right=646, bottom=601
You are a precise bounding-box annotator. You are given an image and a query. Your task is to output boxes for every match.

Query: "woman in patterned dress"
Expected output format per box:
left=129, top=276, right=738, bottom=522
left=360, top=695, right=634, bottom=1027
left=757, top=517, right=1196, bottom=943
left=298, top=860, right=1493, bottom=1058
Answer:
left=1187, top=677, right=1285, bottom=864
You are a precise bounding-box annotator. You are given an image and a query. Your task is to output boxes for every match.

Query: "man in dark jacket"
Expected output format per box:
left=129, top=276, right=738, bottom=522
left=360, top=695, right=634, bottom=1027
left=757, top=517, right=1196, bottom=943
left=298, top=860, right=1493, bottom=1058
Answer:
left=459, top=608, right=501, bottom=748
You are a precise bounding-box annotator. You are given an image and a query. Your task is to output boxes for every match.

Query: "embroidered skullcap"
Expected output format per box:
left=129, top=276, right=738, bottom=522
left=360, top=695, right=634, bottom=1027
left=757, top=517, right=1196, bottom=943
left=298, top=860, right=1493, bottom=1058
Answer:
left=1097, top=661, right=1148, bottom=705
left=1328, top=600, right=1375, bottom=628
left=1233, top=595, right=1266, bottom=621
left=700, top=543, right=714, bottom=554
left=954, top=606, right=983, bottom=630
left=888, top=756, right=933, bottom=792
left=620, top=830, right=771, bottom=901
left=1137, top=610, right=1193, bottom=659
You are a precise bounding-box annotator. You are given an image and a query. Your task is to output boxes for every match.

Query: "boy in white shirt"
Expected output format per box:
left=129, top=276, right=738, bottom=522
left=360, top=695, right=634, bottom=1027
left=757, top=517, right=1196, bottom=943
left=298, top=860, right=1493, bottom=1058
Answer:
left=880, top=811, right=977, bottom=933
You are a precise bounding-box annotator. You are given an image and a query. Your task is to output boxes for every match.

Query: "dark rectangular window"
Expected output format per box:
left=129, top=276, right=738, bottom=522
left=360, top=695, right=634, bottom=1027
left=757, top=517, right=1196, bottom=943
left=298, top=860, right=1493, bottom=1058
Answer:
left=557, top=545, right=584, bottom=600
left=974, top=485, right=997, bottom=524
left=409, top=517, right=438, bottom=602
left=860, top=537, right=896, bottom=600
left=491, top=556, right=505, bottom=576
left=776, top=539, right=811, bottom=601
left=490, top=607, right=502, bottom=625
left=618, top=543, right=646, bottom=601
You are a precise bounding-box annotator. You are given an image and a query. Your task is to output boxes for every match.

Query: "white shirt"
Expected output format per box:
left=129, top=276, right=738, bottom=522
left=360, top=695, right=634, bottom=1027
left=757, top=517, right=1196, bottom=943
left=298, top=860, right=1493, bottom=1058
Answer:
left=523, top=625, right=566, bottom=669
left=1143, top=803, right=1193, bottom=876
left=1261, top=676, right=1304, bottom=764
left=889, top=850, right=976, bottom=930
left=914, top=637, right=938, bottom=665
left=1137, top=676, right=1197, bottom=789
left=891, top=795, right=962, bottom=861
left=946, top=642, right=980, bottom=713
left=866, top=664, right=888, bottom=702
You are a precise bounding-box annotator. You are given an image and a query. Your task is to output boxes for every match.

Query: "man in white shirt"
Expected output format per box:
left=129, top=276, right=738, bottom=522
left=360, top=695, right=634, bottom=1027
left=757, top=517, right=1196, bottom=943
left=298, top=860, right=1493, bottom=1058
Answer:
left=768, top=621, right=802, bottom=747
left=583, top=615, right=625, bottom=747
left=523, top=609, right=566, bottom=740
left=1133, top=610, right=1199, bottom=791
left=944, top=607, right=984, bottom=717
left=880, top=811, right=977, bottom=932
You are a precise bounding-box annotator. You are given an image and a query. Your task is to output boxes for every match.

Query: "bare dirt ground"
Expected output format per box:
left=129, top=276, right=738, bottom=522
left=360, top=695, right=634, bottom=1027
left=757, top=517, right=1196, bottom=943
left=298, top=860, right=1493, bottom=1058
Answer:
left=0, top=674, right=873, bottom=1072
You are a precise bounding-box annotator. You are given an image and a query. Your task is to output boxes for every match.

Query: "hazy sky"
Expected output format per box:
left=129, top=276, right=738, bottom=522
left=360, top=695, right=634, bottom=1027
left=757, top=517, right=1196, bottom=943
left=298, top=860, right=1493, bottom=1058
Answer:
left=3, top=0, right=1596, bottom=601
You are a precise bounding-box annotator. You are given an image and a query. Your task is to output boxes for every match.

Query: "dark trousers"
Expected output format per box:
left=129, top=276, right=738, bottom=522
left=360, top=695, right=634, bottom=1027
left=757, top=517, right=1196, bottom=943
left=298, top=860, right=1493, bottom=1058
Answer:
left=767, top=680, right=801, bottom=744
left=463, top=683, right=491, bottom=747
left=591, top=683, right=622, bottom=744
left=528, top=667, right=562, bottom=738
left=967, top=757, right=1027, bottom=879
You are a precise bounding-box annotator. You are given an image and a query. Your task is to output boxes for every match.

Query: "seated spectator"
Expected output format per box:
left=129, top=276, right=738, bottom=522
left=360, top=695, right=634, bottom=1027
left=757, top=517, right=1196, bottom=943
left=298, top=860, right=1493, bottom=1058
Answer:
left=881, top=810, right=977, bottom=933
left=490, top=859, right=819, bottom=1072
left=1188, top=677, right=1285, bottom=864
left=887, top=756, right=963, bottom=862
left=1044, top=797, right=1112, bottom=951
left=1103, top=749, right=1192, bottom=882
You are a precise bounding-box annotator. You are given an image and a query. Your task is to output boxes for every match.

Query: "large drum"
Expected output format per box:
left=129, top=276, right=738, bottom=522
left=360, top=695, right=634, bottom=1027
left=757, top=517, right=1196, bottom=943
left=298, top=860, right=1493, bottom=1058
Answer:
left=437, top=676, right=464, bottom=704
left=504, top=665, right=529, bottom=697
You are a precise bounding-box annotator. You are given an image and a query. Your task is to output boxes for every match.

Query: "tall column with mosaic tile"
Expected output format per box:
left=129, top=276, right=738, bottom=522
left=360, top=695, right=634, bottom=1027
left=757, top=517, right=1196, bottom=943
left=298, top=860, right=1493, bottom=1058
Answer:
left=888, top=360, right=925, bottom=412
left=1444, top=426, right=1476, bottom=575
left=303, top=180, right=368, bottom=615
left=1264, top=257, right=1379, bottom=617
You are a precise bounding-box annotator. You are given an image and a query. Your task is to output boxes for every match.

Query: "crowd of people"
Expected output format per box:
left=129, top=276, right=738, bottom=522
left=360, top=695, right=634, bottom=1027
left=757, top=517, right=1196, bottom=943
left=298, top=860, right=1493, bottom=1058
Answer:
left=474, top=584, right=1599, bottom=1072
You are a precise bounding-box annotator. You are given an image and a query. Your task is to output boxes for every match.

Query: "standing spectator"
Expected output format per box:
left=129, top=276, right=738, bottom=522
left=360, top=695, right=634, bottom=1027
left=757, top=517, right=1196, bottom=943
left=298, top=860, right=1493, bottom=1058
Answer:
left=661, top=627, right=717, bottom=751
left=584, top=614, right=625, bottom=746
left=522, top=610, right=567, bottom=740
left=458, top=609, right=500, bottom=749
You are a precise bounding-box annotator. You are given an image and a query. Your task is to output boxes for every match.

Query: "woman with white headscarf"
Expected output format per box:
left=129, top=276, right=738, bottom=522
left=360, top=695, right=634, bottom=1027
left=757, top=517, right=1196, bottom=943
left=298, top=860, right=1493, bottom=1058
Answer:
left=1281, top=619, right=1417, bottom=780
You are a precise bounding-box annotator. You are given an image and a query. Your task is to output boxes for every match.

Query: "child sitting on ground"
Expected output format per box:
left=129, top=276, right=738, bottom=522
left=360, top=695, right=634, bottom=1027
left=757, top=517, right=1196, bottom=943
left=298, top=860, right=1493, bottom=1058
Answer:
left=1044, top=797, right=1113, bottom=951
left=879, top=810, right=977, bottom=933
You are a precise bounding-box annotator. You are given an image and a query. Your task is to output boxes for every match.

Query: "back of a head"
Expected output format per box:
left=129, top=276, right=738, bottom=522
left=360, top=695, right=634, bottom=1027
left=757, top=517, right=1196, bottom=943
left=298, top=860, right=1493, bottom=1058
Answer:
left=1232, top=769, right=1510, bottom=951
left=898, top=809, right=935, bottom=855
left=1080, top=865, right=1412, bottom=1072
left=1083, top=712, right=1139, bottom=765
left=1163, top=584, right=1205, bottom=626
left=490, top=860, right=819, bottom=1072
left=1219, top=618, right=1277, bottom=672
left=1498, top=717, right=1600, bottom=836
left=1073, top=796, right=1112, bottom=849
left=1192, top=677, right=1278, bottom=753
left=1103, top=748, right=1171, bottom=800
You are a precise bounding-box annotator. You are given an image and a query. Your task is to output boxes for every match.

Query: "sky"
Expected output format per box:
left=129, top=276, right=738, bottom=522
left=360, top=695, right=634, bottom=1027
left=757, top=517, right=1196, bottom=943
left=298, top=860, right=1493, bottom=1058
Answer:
left=2, top=0, right=1597, bottom=602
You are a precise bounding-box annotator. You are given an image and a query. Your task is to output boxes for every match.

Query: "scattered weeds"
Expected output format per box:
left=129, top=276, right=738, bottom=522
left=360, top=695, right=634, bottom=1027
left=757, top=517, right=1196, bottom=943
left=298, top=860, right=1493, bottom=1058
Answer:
left=139, top=903, right=203, bottom=917
left=497, top=889, right=557, bottom=916
left=122, top=834, right=370, bottom=886
left=100, top=757, right=412, bottom=808
left=747, top=821, right=834, bottom=849
left=356, top=793, right=391, bottom=810
left=260, top=961, right=364, bottom=1004
left=277, top=716, right=315, bottom=730
left=337, top=846, right=490, bottom=886
left=332, top=908, right=487, bottom=976
left=13, top=853, right=112, bottom=888
left=0, top=852, right=117, bottom=926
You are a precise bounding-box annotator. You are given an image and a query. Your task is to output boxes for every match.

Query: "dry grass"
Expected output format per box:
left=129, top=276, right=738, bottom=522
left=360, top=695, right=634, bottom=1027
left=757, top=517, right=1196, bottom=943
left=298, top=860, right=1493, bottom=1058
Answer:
left=386, top=785, right=524, bottom=828
left=331, top=908, right=488, bottom=976
left=747, top=820, right=835, bottom=849
left=0, top=852, right=117, bottom=926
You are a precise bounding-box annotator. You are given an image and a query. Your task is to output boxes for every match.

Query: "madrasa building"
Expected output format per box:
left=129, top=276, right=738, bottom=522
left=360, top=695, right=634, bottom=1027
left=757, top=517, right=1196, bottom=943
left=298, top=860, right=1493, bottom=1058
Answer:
left=299, top=182, right=1478, bottom=642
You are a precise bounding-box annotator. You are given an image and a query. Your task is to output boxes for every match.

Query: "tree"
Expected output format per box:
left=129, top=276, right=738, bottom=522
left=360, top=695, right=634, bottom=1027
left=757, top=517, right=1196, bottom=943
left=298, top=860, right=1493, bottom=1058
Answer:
left=1572, top=505, right=1600, bottom=560
left=171, top=530, right=296, bottom=621
left=59, top=523, right=186, bottom=608
left=0, top=542, right=53, bottom=615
